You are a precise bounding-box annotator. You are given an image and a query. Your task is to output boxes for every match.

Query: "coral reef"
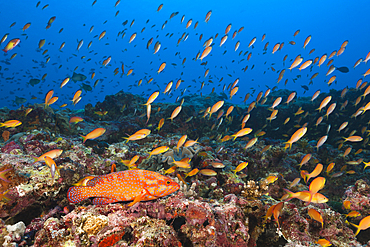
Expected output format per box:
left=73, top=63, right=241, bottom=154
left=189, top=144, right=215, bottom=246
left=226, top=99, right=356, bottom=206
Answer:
left=0, top=90, right=370, bottom=246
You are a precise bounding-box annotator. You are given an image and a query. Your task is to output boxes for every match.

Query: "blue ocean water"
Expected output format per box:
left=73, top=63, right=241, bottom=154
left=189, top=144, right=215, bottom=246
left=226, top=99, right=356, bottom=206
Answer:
left=0, top=0, right=369, bottom=109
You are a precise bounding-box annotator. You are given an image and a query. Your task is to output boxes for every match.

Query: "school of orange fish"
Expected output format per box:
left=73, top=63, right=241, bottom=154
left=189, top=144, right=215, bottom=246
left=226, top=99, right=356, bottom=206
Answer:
left=2, top=1, right=370, bottom=246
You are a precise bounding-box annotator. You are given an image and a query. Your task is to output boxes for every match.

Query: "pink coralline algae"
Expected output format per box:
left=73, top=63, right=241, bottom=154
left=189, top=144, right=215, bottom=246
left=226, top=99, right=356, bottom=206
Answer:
left=30, top=192, right=257, bottom=247
left=343, top=179, right=370, bottom=214
left=1, top=141, right=21, bottom=154
left=275, top=202, right=360, bottom=246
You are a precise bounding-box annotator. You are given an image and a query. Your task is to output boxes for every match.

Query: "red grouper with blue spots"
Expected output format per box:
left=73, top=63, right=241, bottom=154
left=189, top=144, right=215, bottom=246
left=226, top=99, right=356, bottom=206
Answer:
left=67, top=170, right=180, bottom=206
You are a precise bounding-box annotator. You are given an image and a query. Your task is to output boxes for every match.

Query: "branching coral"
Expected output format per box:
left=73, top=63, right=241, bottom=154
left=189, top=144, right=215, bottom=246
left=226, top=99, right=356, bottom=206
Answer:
left=241, top=180, right=269, bottom=200
left=174, top=178, right=197, bottom=198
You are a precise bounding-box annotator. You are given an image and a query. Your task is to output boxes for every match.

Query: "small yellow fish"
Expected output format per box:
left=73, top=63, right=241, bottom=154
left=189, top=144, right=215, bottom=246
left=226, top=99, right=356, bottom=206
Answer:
left=245, top=137, right=258, bottom=149
left=289, top=178, right=301, bottom=188
left=308, top=208, right=323, bottom=227
left=156, top=118, right=165, bottom=131
left=345, top=211, right=361, bottom=218
left=43, top=156, right=61, bottom=179
left=199, top=169, right=217, bottom=176
left=124, top=129, right=151, bottom=143
left=171, top=157, right=191, bottom=169
left=177, top=135, right=187, bottom=150
left=231, top=128, right=252, bottom=140
left=316, top=239, right=331, bottom=247
left=72, top=175, right=97, bottom=186
left=184, top=139, right=199, bottom=147
left=343, top=136, right=363, bottom=142
left=95, top=111, right=108, bottom=116
left=220, top=135, right=232, bottom=142
left=343, top=200, right=351, bottom=210
left=144, top=91, right=159, bottom=105
left=164, top=165, right=177, bottom=174
left=69, top=116, right=84, bottom=124
left=0, top=120, right=22, bottom=128
left=185, top=168, right=199, bottom=178
left=266, top=175, right=278, bottom=184
left=32, top=149, right=63, bottom=163
left=168, top=106, right=182, bottom=121
left=81, top=128, right=106, bottom=143
left=285, top=127, right=307, bottom=150
left=25, top=108, right=33, bottom=116
left=148, top=146, right=169, bottom=158
left=232, top=162, right=248, bottom=174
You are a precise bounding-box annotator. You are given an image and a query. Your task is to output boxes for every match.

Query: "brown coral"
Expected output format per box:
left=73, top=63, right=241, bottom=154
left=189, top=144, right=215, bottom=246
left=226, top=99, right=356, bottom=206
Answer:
left=83, top=215, right=108, bottom=236
left=241, top=180, right=269, bottom=199
left=2, top=131, right=9, bottom=142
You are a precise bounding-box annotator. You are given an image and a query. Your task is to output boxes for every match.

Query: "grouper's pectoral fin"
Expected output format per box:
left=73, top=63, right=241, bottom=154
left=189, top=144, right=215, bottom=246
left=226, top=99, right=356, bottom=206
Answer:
left=128, top=188, right=159, bottom=206
left=128, top=189, right=147, bottom=206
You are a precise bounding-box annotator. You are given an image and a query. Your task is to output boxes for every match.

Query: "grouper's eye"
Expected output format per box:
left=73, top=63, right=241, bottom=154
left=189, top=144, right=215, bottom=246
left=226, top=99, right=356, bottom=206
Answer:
left=166, top=180, right=170, bottom=185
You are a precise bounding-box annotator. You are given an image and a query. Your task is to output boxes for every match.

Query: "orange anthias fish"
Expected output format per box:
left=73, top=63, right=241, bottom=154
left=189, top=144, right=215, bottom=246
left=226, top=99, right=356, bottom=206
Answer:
left=348, top=215, right=370, bottom=235
left=69, top=116, right=84, bottom=124
left=67, top=170, right=179, bottom=206
left=81, top=128, right=106, bottom=143
left=2, top=38, right=20, bottom=53
left=0, top=120, right=22, bottom=128
left=32, top=149, right=63, bottom=163
left=285, top=127, right=307, bottom=150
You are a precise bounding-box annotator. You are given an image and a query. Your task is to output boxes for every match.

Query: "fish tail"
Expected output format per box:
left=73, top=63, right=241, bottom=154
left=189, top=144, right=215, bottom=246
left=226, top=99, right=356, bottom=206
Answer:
left=67, top=186, right=91, bottom=203
left=2, top=49, right=7, bottom=53
left=0, top=123, right=3, bottom=127
left=31, top=156, right=39, bottom=164
left=282, top=189, right=294, bottom=201
left=80, top=135, right=86, bottom=143
left=348, top=221, right=360, bottom=235
left=283, top=142, right=291, bottom=150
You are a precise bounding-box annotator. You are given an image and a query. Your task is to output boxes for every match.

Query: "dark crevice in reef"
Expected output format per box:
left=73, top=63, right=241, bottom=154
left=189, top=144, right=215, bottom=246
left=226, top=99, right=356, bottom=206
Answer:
left=166, top=216, right=193, bottom=247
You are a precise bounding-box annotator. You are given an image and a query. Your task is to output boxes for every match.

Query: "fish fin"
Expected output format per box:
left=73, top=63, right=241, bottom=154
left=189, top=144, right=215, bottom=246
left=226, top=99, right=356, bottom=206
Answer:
left=283, top=142, right=291, bottom=150
left=80, top=135, right=86, bottom=143
left=128, top=188, right=148, bottom=207
left=0, top=190, right=11, bottom=202
left=2, top=49, right=6, bottom=53
left=86, top=177, right=100, bottom=186
left=305, top=191, right=314, bottom=206
left=347, top=221, right=360, bottom=235
left=31, top=156, right=39, bottom=164
left=0, top=169, right=11, bottom=183
left=67, top=186, right=91, bottom=203
left=282, top=189, right=294, bottom=201
left=56, top=166, right=62, bottom=177
left=92, top=197, right=119, bottom=205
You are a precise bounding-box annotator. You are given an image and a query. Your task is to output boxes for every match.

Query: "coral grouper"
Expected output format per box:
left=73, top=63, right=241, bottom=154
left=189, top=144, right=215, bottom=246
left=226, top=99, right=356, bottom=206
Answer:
left=67, top=170, right=180, bottom=206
